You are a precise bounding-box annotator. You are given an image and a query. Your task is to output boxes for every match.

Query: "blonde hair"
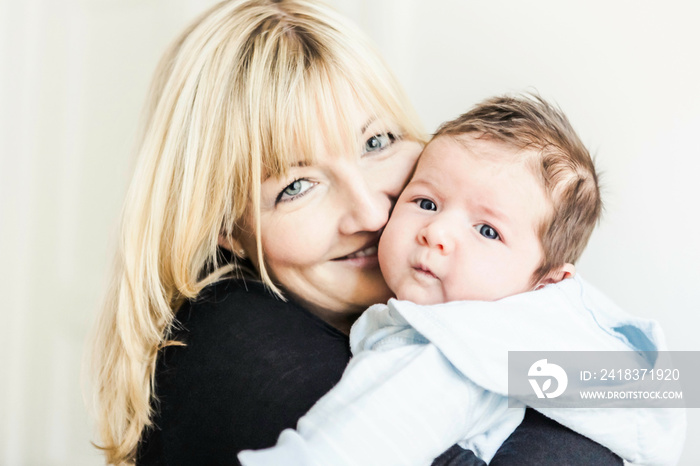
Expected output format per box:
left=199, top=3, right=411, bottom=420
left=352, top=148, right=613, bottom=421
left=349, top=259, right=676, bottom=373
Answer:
left=435, top=94, right=602, bottom=284
left=88, top=0, right=423, bottom=463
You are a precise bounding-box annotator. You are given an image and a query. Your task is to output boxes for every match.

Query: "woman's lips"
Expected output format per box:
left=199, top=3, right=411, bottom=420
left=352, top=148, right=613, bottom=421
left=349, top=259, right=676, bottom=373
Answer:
left=343, top=245, right=378, bottom=259
left=333, top=245, right=380, bottom=267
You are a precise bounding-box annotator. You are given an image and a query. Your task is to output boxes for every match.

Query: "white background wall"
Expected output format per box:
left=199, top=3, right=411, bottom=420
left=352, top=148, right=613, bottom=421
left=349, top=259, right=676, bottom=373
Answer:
left=1, top=0, right=697, bottom=464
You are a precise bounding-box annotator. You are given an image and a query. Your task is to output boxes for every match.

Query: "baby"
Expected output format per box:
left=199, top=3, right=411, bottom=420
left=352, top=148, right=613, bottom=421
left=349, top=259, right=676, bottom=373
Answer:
left=379, top=97, right=589, bottom=305
left=240, top=95, right=682, bottom=465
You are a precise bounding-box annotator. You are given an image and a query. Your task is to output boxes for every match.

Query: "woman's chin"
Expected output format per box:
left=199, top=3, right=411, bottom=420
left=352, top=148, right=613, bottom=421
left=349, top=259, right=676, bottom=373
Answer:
left=351, top=273, right=394, bottom=307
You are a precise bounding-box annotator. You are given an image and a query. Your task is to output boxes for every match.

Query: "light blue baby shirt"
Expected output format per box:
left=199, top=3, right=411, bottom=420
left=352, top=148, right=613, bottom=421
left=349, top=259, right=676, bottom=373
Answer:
left=239, top=276, right=686, bottom=466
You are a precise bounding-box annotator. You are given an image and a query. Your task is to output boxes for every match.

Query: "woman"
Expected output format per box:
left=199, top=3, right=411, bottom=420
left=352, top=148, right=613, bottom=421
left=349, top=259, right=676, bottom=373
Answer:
left=89, top=1, right=623, bottom=464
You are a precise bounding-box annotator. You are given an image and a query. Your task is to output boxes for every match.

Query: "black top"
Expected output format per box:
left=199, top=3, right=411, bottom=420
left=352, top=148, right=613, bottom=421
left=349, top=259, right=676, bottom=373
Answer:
left=138, top=278, right=620, bottom=465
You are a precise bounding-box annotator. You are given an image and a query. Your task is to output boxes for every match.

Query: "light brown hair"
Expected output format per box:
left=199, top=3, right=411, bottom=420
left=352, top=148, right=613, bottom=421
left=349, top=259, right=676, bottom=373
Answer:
left=435, top=94, right=602, bottom=284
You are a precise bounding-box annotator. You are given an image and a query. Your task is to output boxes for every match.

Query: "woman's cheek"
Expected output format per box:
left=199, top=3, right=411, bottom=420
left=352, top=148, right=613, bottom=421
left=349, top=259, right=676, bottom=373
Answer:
left=261, top=211, right=333, bottom=267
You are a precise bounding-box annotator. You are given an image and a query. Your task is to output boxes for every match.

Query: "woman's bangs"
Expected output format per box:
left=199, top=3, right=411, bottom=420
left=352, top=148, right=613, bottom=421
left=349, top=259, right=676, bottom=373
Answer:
left=309, top=66, right=362, bottom=160
left=339, top=57, right=425, bottom=147
left=257, top=24, right=426, bottom=180
left=285, top=64, right=421, bottom=171
left=259, top=63, right=360, bottom=177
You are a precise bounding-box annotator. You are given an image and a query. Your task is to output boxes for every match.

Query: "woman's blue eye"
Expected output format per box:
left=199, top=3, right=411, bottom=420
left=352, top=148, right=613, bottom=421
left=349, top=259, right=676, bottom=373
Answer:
left=364, top=133, right=395, bottom=153
left=418, top=199, right=437, bottom=211
left=277, top=179, right=315, bottom=203
left=477, top=224, right=499, bottom=240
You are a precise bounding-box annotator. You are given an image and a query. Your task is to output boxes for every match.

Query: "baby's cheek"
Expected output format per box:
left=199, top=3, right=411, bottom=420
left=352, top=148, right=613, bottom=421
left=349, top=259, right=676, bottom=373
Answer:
left=377, top=238, right=394, bottom=284
left=378, top=233, right=403, bottom=291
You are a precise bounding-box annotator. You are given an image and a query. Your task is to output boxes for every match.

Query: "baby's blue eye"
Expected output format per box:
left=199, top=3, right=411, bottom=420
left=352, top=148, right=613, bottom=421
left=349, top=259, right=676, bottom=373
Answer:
left=364, top=133, right=395, bottom=153
left=418, top=199, right=437, bottom=211
left=477, top=224, right=499, bottom=240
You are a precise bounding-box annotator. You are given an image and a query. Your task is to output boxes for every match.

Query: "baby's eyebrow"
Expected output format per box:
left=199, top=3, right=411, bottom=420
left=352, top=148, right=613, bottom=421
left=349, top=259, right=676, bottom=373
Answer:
left=477, top=204, right=509, bottom=223
left=407, top=177, right=438, bottom=191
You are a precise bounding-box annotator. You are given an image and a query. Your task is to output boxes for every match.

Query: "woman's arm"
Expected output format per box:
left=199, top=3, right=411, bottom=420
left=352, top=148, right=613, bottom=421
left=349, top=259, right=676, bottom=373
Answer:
left=239, top=339, right=523, bottom=465
left=490, top=409, right=622, bottom=466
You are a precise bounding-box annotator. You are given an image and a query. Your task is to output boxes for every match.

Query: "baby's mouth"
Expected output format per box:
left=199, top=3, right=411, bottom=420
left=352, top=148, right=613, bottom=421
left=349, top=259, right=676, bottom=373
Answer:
left=413, top=264, right=438, bottom=280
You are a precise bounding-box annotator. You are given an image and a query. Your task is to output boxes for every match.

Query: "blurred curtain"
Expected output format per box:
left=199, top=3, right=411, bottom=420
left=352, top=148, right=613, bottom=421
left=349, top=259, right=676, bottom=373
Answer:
left=0, top=1, right=221, bottom=464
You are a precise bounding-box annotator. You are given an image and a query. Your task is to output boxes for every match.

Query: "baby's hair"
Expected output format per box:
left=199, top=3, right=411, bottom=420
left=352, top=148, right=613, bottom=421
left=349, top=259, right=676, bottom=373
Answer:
left=435, top=94, right=602, bottom=284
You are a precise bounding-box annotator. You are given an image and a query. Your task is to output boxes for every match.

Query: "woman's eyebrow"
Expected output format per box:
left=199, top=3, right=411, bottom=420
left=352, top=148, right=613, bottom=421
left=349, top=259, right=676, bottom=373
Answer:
left=261, top=160, right=312, bottom=181
left=361, top=117, right=377, bottom=134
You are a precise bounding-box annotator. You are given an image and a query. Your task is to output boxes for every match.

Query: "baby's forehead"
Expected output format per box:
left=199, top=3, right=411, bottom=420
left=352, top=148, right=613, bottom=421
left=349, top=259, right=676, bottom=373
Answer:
left=414, top=134, right=551, bottom=223
left=438, top=133, right=526, bottom=159
left=419, top=134, right=538, bottom=176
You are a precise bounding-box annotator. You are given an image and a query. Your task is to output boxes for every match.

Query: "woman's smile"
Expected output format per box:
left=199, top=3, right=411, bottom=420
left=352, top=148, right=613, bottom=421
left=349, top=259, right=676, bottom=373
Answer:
left=332, top=238, right=380, bottom=265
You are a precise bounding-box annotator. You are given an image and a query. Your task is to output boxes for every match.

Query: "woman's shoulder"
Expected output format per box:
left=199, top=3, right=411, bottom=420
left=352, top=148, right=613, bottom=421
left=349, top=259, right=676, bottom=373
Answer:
left=139, top=278, right=352, bottom=464
left=167, top=277, right=351, bottom=390
left=174, top=277, right=346, bottom=343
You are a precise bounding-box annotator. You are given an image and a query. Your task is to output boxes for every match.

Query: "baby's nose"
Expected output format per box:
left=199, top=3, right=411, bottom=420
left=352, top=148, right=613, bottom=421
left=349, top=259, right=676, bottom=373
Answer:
left=419, top=220, right=455, bottom=255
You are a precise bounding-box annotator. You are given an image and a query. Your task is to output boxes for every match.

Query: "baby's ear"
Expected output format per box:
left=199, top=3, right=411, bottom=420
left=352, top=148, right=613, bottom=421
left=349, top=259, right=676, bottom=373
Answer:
left=534, top=263, right=576, bottom=290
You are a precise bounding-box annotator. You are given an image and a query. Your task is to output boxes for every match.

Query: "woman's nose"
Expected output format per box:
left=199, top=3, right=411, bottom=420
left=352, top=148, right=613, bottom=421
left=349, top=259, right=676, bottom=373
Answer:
left=338, top=176, right=391, bottom=235
left=418, top=219, right=455, bottom=255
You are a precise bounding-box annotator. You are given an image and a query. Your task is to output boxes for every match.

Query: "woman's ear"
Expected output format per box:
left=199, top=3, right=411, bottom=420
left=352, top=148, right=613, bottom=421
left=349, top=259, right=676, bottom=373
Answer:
left=218, top=234, right=247, bottom=258
left=534, top=263, right=576, bottom=290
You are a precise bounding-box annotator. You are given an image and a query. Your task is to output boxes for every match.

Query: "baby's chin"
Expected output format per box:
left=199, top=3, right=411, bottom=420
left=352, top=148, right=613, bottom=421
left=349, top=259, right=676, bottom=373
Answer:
left=393, top=286, right=510, bottom=304
left=392, top=288, right=444, bottom=306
